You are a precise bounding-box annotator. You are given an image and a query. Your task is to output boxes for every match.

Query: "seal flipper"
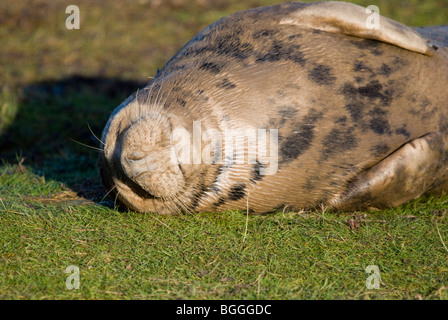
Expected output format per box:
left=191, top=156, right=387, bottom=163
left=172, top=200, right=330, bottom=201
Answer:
left=279, top=1, right=434, bottom=56
left=331, top=133, right=448, bottom=210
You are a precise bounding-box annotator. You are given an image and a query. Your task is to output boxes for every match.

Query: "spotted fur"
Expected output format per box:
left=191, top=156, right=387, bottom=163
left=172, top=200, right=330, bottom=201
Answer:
left=99, top=2, right=448, bottom=214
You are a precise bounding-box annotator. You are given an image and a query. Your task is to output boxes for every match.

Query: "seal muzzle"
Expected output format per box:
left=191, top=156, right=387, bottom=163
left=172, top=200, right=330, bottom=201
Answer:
left=119, top=117, right=185, bottom=198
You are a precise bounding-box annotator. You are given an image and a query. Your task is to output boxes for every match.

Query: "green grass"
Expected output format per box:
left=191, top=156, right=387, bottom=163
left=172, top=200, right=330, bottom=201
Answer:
left=1, top=0, right=448, bottom=300
left=1, top=166, right=448, bottom=299
left=0, top=88, right=19, bottom=137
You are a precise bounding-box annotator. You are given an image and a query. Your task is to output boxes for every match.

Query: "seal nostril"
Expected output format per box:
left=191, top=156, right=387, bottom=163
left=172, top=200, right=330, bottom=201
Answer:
left=124, top=153, right=158, bottom=175
left=126, top=151, right=147, bottom=161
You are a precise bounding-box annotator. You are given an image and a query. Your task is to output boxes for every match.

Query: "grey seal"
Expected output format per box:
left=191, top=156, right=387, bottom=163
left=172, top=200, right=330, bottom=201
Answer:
left=98, top=1, right=448, bottom=214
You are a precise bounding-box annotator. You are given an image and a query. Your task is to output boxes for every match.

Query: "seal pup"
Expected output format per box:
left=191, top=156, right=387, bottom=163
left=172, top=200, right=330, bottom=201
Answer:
left=99, top=1, right=448, bottom=214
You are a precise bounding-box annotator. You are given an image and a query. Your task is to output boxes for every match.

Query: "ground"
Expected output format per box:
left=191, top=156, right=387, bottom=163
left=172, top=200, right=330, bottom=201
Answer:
left=0, top=0, right=447, bottom=299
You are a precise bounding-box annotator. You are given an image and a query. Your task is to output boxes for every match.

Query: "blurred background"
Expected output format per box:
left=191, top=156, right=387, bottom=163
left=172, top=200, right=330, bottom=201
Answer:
left=0, top=0, right=447, bottom=200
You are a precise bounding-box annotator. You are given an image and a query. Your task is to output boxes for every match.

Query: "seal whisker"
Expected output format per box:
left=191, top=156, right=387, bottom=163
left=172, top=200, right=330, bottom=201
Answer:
left=87, top=123, right=105, bottom=146
left=69, top=138, right=104, bottom=153
left=100, top=185, right=117, bottom=205
left=154, top=79, right=166, bottom=109
left=165, top=190, right=190, bottom=215
left=113, top=188, right=120, bottom=210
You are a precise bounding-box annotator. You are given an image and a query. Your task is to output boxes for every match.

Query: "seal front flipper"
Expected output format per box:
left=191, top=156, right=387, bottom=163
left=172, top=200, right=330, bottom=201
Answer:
left=279, top=1, right=434, bottom=55
left=331, top=133, right=448, bottom=210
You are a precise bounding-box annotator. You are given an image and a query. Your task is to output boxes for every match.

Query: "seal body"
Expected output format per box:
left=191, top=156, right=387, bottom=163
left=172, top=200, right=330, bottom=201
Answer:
left=99, top=2, right=448, bottom=214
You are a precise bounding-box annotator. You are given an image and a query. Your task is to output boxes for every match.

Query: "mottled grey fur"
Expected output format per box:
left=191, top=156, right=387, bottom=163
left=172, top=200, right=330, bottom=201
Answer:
left=99, top=2, right=448, bottom=214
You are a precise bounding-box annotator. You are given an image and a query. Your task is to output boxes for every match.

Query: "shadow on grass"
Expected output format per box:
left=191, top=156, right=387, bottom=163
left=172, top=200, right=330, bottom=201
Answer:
left=0, top=76, right=147, bottom=202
